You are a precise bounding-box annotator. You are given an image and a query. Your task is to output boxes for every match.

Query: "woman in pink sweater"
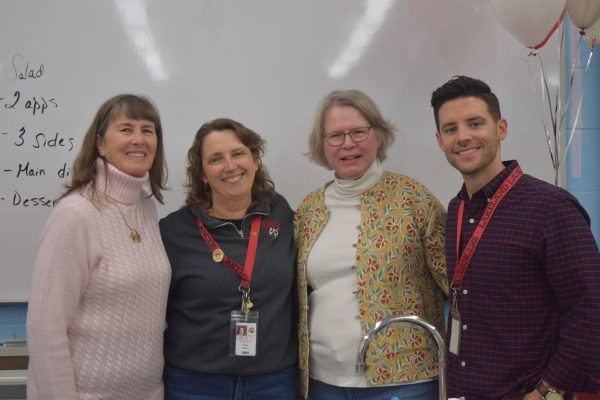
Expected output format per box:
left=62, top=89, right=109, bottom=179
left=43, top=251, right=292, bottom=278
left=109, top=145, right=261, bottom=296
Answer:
left=26, top=94, right=171, bottom=400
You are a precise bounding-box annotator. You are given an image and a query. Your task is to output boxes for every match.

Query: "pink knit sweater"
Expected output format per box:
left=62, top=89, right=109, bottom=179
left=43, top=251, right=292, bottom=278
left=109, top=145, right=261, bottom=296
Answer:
left=26, top=161, right=171, bottom=400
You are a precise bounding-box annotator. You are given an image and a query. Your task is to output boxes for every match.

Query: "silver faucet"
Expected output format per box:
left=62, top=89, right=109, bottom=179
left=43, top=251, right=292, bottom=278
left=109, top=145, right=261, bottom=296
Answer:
left=355, top=314, right=446, bottom=400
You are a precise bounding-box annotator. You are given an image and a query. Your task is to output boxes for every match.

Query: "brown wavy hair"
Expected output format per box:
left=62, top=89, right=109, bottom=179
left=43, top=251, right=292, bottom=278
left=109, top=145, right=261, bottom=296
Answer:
left=61, top=94, right=167, bottom=204
left=185, top=118, right=275, bottom=211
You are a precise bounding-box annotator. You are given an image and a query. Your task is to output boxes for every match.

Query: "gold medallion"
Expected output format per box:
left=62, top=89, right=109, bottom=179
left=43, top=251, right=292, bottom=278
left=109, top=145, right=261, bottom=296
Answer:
left=129, top=228, right=141, bottom=243
left=212, top=248, right=224, bottom=263
left=106, top=198, right=142, bottom=244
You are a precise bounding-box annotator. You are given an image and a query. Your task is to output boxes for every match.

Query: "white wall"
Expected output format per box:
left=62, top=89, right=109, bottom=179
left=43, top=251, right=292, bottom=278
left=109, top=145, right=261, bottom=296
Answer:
left=0, top=0, right=559, bottom=301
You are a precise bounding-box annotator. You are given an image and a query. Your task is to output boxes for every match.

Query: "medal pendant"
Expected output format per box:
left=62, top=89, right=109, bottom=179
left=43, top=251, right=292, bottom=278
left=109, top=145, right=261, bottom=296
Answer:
left=212, top=248, right=224, bottom=262
left=129, top=228, right=141, bottom=243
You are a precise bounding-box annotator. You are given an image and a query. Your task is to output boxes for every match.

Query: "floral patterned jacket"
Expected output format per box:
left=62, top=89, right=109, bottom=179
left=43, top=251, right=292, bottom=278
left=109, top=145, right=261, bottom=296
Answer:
left=294, top=171, right=448, bottom=398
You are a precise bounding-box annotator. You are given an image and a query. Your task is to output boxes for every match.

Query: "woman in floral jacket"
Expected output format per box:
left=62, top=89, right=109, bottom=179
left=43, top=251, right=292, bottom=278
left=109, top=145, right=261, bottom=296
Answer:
left=294, top=89, right=448, bottom=400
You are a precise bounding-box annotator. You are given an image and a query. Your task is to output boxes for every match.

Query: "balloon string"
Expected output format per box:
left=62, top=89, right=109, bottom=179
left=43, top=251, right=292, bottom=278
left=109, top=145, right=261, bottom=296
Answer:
left=553, top=24, right=565, bottom=167
left=558, top=34, right=582, bottom=134
left=529, top=55, right=557, bottom=184
left=561, top=45, right=595, bottom=171
left=532, top=24, right=596, bottom=186
left=554, top=24, right=565, bottom=182
left=536, top=54, right=559, bottom=172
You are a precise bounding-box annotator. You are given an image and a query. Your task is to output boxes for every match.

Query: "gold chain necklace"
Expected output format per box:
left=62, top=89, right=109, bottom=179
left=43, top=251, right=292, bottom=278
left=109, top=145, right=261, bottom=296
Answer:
left=107, top=198, right=141, bottom=243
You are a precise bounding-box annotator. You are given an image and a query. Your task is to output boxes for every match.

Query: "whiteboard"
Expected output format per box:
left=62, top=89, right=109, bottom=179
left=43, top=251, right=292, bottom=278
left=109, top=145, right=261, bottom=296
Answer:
left=0, top=0, right=559, bottom=301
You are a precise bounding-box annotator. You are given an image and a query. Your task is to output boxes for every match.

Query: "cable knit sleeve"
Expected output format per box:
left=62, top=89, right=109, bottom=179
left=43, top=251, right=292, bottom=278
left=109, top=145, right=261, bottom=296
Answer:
left=26, top=195, right=102, bottom=400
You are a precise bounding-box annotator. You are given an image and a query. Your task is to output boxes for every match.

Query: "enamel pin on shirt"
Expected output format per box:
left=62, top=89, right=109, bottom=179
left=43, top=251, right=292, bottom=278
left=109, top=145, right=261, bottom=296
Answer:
left=212, top=248, right=224, bottom=263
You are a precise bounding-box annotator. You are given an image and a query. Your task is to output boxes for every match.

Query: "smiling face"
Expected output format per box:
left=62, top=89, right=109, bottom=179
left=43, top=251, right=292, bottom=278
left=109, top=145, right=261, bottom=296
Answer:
left=322, top=105, right=382, bottom=180
left=435, top=96, right=507, bottom=193
left=96, top=114, right=157, bottom=177
left=201, top=129, right=258, bottom=209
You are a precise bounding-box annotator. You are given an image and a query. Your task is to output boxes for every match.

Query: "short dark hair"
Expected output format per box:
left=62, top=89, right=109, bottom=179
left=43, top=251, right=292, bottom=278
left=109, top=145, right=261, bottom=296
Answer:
left=185, top=118, right=276, bottom=211
left=430, top=75, right=501, bottom=130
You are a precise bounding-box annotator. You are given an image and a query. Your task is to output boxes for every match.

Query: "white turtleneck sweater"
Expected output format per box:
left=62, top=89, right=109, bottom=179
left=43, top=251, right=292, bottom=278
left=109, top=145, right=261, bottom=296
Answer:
left=26, top=160, right=171, bottom=400
left=307, top=160, right=383, bottom=387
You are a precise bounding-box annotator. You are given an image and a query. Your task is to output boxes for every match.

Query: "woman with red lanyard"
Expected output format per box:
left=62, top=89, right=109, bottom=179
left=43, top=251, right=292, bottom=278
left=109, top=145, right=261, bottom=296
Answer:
left=159, top=118, right=298, bottom=399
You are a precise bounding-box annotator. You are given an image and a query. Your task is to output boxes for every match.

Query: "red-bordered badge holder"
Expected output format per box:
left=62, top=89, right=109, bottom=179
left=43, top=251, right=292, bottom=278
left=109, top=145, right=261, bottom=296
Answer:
left=196, top=215, right=262, bottom=357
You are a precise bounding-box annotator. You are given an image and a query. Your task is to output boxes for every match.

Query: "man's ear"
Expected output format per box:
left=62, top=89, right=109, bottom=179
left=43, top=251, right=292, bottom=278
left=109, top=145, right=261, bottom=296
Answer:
left=497, top=118, right=508, bottom=141
left=435, top=131, right=443, bottom=149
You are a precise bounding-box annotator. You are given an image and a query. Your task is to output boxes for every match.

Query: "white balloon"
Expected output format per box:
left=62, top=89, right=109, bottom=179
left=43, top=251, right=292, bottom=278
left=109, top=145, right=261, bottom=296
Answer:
left=584, top=17, right=600, bottom=47
left=566, top=0, right=600, bottom=29
left=491, top=0, right=567, bottom=48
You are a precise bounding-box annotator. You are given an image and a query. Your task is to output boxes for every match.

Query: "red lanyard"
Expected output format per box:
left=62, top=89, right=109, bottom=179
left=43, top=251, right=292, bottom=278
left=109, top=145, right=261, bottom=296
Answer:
left=451, top=166, right=523, bottom=289
left=195, top=215, right=261, bottom=289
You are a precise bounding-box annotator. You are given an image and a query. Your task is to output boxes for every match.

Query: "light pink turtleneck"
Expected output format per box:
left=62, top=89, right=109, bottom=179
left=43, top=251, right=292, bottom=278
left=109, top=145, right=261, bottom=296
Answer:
left=26, top=160, right=171, bottom=400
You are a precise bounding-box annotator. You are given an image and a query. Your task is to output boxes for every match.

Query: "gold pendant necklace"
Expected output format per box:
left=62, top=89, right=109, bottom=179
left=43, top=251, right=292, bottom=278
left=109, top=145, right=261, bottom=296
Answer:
left=107, top=198, right=141, bottom=243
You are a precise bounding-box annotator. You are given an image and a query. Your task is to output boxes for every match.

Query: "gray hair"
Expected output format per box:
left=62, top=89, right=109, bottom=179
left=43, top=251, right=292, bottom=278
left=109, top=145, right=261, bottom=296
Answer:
left=306, top=89, right=395, bottom=169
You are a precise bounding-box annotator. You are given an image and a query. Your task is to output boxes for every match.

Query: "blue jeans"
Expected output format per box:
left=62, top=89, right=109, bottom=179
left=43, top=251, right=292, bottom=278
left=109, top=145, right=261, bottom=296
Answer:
left=164, top=364, right=299, bottom=400
left=308, top=378, right=438, bottom=400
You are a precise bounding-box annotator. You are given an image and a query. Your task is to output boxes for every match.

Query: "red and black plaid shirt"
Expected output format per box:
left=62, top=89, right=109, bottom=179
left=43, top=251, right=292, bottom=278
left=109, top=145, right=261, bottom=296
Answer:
left=446, top=160, right=600, bottom=400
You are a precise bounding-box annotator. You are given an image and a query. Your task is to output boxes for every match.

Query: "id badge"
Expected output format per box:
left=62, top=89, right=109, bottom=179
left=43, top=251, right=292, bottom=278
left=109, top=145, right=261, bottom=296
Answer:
left=229, top=310, right=259, bottom=357
left=448, top=293, right=461, bottom=356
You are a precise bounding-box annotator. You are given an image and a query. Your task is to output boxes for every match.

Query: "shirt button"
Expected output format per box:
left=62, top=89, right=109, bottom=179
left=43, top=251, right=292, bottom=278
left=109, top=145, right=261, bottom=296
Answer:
left=469, top=218, right=475, bottom=224
left=461, top=361, right=466, bottom=367
left=462, top=324, right=468, bottom=330
left=486, top=198, right=491, bottom=203
left=462, top=289, right=468, bottom=295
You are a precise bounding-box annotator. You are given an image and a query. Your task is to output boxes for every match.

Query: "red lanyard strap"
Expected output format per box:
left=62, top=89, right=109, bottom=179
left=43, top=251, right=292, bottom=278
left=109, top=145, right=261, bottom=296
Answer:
left=196, top=215, right=261, bottom=289
left=452, top=166, right=523, bottom=289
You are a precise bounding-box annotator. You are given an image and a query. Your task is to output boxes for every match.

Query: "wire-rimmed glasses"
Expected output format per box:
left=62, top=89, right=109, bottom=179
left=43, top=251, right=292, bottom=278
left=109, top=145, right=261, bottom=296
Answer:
left=323, top=126, right=372, bottom=146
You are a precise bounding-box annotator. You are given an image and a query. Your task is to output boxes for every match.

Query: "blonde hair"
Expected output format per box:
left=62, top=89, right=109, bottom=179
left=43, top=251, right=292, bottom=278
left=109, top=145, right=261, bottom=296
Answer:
left=307, top=89, right=395, bottom=169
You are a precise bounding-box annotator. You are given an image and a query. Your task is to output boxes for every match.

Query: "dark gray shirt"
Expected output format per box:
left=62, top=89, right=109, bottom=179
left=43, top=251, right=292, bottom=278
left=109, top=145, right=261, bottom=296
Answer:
left=159, top=193, right=298, bottom=375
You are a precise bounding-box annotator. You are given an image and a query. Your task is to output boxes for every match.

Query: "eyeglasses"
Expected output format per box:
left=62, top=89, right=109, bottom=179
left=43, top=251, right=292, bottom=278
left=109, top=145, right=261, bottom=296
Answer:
left=323, top=126, right=372, bottom=146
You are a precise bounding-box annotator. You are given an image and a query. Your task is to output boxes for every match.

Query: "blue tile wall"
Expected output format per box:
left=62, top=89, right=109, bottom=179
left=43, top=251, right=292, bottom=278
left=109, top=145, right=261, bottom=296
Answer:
left=566, top=21, right=600, bottom=245
left=0, top=303, right=27, bottom=341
